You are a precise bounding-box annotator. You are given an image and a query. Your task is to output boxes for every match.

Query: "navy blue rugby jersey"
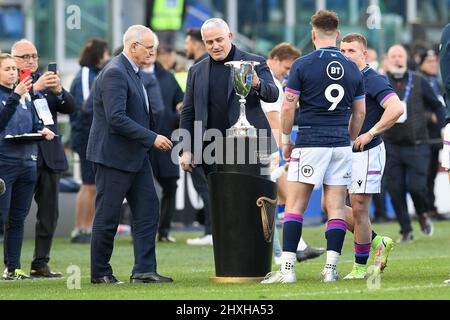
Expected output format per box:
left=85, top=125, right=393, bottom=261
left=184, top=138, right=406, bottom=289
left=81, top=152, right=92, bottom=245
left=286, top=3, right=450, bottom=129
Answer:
left=286, top=47, right=365, bottom=147
left=358, top=65, right=397, bottom=151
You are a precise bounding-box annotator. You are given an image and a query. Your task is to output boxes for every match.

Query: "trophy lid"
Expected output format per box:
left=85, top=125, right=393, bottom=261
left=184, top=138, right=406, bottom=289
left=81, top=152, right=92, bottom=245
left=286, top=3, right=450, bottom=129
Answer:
left=224, top=61, right=260, bottom=68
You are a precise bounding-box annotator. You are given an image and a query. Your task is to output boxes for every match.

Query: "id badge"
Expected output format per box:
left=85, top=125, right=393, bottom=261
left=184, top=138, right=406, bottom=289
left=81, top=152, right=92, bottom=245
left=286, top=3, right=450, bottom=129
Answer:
left=396, top=100, right=408, bottom=124
left=33, top=98, right=54, bottom=125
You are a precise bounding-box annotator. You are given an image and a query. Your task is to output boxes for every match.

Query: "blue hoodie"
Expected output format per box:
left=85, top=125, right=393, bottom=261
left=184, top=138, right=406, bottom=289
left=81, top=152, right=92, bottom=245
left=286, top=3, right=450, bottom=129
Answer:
left=0, top=84, right=43, bottom=166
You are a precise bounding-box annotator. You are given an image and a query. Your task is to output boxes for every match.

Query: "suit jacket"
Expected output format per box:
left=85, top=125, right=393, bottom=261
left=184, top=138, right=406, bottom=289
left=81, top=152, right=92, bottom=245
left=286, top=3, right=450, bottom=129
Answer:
left=441, top=23, right=450, bottom=117
left=86, top=53, right=157, bottom=173
left=180, top=47, right=278, bottom=154
left=31, top=73, right=75, bottom=172
left=141, top=71, right=164, bottom=128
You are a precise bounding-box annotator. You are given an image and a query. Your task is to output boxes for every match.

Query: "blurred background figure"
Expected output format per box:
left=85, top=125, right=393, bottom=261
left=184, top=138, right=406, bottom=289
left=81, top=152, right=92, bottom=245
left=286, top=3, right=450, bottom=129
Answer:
left=157, top=45, right=178, bottom=71
left=383, top=44, right=446, bottom=243
left=144, top=38, right=184, bottom=243
left=69, top=39, right=110, bottom=244
left=366, top=48, right=379, bottom=71
left=148, top=0, right=185, bottom=48
left=418, top=49, right=447, bottom=220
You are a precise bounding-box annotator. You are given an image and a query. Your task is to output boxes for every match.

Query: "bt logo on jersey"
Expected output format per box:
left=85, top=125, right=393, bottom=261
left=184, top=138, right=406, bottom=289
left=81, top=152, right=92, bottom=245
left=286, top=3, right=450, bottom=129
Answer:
left=326, top=61, right=345, bottom=81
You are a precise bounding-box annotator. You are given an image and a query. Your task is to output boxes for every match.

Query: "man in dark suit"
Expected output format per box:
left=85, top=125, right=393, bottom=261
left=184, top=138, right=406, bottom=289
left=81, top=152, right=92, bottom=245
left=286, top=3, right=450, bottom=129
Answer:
left=180, top=18, right=278, bottom=172
left=87, top=25, right=173, bottom=284
left=12, top=39, right=75, bottom=278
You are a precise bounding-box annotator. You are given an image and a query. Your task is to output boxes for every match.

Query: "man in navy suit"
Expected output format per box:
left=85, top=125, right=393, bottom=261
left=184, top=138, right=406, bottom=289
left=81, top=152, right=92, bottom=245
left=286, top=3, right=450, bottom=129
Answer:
left=87, top=25, right=173, bottom=284
left=180, top=18, right=279, bottom=172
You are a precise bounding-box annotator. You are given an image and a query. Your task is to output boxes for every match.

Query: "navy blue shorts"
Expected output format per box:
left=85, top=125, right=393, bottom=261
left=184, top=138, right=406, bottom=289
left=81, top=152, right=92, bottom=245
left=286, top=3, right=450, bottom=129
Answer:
left=74, top=146, right=95, bottom=185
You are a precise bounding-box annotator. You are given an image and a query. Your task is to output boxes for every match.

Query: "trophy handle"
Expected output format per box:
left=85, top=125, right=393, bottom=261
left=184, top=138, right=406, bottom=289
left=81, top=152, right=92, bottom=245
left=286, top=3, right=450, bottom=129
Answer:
left=256, top=196, right=277, bottom=243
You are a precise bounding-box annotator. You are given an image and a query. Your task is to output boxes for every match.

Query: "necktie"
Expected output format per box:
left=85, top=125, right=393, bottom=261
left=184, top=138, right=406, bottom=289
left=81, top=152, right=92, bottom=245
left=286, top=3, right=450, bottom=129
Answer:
left=136, top=70, right=149, bottom=112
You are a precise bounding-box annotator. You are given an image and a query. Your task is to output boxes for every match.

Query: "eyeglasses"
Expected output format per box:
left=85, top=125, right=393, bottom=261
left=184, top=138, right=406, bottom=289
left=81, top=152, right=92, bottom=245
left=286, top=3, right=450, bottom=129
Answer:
left=135, top=42, right=155, bottom=52
left=14, top=54, right=39, bottom=61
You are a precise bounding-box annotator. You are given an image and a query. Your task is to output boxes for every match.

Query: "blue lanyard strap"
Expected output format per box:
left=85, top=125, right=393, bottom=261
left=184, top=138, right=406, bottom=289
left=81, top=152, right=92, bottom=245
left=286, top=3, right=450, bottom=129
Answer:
left=403, top=71, right=413, bottom=102
left=36, top=91, right=44, bottom=98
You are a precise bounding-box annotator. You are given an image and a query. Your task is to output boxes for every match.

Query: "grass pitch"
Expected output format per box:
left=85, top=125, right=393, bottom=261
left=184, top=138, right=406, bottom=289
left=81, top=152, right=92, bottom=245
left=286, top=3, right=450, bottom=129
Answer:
left=1, top=221, right=450, bottom=300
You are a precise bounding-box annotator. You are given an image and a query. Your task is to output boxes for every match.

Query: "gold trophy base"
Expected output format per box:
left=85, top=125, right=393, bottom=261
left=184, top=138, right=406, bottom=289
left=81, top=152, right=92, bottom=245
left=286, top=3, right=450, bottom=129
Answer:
left=209, top=276, right=264, bottom=283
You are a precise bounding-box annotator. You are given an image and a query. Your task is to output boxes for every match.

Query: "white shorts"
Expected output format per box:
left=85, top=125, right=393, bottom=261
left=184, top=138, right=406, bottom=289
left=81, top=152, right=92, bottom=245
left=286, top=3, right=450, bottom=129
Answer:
left=348, top=142, right=386, bottom=194
left=287, top=147, right=352, bottom=186
left=442, top=124, right=450, bottom=170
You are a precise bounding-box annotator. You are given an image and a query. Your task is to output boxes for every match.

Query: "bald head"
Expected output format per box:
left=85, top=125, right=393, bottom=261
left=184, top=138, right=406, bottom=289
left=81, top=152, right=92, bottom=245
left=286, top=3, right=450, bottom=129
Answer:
left=387, top=45, right=408, bottom=74
left=387, top=45, right=408, bottom=58
left=11, top=39, right=39, bottom=73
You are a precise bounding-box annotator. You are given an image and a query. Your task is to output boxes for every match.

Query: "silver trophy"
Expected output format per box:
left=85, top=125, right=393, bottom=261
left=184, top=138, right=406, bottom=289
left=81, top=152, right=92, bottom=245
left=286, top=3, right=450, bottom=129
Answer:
left=225, top=61, right=260, bottom=138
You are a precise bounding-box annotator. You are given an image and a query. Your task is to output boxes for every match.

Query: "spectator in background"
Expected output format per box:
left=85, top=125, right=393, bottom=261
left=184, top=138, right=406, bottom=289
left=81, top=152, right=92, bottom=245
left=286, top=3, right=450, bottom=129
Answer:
left=12, top=39, right=75, bottom=278
left=409, top=40, right=429, bottom=71
left=383, top=45, right=446, bottom=243
left=69, top=39, right=110, bottom=244
left=157, top=45, right=177, bottom=71
left=143, top=38, right=184, bottom=243
left=366, top=48, right=379, bottom=71
left=148, top=0, right=185, bottom=48
left=0, top=53, right=55, bottom=280
left=185, top=28, right=208, bottom=63
left=418, top=49, right=447, bottom=220
left=379, top=55, right=390, bottom=75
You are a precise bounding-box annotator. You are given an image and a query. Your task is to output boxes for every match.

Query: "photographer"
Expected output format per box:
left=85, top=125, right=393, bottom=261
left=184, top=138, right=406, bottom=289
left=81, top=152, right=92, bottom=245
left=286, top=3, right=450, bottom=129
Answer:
left=12, top=39, right=75, bottom=278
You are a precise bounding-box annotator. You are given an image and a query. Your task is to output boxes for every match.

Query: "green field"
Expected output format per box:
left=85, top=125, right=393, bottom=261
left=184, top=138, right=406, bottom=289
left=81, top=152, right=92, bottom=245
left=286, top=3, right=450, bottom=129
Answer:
left=1, top=221, right=450, bottom=300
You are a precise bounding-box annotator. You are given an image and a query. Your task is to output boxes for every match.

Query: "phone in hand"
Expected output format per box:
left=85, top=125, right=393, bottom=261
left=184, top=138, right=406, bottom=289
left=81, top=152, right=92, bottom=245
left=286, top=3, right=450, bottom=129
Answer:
left=19, top=68, right=31, bottom=83
left=48, top=62, right=57, bottom=74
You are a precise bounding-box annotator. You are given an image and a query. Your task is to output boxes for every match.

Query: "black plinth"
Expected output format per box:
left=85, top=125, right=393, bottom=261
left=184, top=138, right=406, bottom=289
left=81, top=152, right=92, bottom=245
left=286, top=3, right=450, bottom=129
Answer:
left=207, top=136, right=277, bottom=283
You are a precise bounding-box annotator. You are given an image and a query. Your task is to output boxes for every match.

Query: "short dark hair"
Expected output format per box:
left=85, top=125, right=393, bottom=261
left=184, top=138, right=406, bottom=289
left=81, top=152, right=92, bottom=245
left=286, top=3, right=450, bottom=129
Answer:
left=186, top=28, right=203, bottom=43
left=157, top=45, right=176, bottom=56
left=310, top=10, right=339, bottom=35
left=341, top=33, right=368, bottom=49
left=268, top=43, right=301, bottom=61
left=79, top=39, right=109, bottom=68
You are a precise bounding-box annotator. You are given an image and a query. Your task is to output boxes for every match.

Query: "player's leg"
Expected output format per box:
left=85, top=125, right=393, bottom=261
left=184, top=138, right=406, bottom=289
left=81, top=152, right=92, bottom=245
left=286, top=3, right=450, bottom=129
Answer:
left=262, top=148, right=328, bottom=284
left=321, top=184, right=348, bottom=282
left=348, top=143, right=393, bottom=272
left=261, top=181, right=314, bottom=283
left=344, top=193, right=372, bottom=279
left=320, top=146, right=353, bottom=282
left=277, top=171, right=324, bottom=262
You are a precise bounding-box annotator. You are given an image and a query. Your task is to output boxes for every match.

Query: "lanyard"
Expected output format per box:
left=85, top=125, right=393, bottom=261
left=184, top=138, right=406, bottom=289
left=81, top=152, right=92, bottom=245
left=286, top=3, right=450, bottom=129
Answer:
left=403, top=71, right=413, bottom=102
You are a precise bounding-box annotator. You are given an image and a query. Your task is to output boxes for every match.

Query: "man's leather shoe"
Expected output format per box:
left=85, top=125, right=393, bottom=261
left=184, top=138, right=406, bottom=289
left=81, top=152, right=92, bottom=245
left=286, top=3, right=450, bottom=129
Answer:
left=30, top=265, right=63, bottom=278
left=296, top=246, right=326, bottom=262
left=158, top=235, right=176, bottom=243
left=91, top=275, right=124, bottom=284
left=130, top=272, right=173, bottom=284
